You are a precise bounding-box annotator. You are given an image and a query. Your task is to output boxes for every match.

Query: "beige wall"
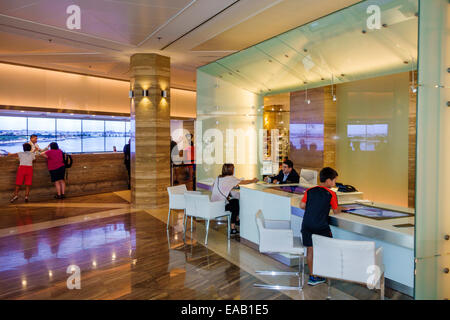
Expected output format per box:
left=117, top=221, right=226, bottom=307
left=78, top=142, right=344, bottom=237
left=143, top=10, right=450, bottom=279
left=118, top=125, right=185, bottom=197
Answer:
left=0, top=63, right=196, bottom=118
left=336, top=72, right=410, bottom=207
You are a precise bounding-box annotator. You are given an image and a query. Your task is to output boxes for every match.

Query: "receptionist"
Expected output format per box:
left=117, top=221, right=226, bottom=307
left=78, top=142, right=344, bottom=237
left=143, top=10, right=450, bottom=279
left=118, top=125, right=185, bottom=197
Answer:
left=264, top=159, right=300, bottom=184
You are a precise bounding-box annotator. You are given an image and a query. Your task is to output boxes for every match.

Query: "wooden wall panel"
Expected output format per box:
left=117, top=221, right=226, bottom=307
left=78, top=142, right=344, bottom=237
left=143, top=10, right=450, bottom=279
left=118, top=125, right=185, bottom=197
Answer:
left=408, top=72, right=417, bottom=208
left=289, top=86, right=336, bottom=174
left=0, top=153, right=128, bottom=204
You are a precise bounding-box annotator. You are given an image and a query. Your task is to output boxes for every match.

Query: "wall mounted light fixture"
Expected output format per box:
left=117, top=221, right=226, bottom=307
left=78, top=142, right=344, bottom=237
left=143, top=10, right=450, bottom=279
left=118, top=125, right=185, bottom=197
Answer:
left=161, top=90, right=167, bottom=98
left=128, top=90, right=134, bottom=98
left=142, top=89, right=149, bottom=97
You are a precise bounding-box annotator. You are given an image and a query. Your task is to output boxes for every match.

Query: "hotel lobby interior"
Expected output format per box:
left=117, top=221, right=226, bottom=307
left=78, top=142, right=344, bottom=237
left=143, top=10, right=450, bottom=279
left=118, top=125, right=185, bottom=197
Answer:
left=0, top=0, right=449, bottom=302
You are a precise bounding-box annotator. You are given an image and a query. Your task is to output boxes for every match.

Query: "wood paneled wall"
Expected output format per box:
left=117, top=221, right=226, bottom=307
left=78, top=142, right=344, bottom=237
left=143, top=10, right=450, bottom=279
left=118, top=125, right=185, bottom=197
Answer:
left=289, top=86, right=336, bottom=173
left=0, top=153, right=128, bottom=204
left=408, top=71, right=417, bottom=208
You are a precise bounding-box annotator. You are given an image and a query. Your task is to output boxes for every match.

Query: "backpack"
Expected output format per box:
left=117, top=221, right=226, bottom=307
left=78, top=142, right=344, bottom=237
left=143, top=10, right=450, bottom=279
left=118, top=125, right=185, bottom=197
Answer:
left=63, top=152, right=73, bottom=168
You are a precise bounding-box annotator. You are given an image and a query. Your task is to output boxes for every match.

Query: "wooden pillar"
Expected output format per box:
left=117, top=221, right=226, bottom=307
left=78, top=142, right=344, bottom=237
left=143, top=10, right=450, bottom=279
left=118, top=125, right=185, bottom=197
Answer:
left=130, top=53, right=170, bottom=209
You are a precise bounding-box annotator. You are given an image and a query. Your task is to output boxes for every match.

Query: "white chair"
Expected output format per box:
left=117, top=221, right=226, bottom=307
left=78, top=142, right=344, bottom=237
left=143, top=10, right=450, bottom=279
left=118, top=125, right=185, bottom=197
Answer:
left=167, top=185, right=201, bottom=230
left=183, top=193, right=231, bottom=245
left=312, top=234, right=385, bottom=300
left=253, top=210, right=306, bottom=291
left=300, top=169, right=318, bottom=185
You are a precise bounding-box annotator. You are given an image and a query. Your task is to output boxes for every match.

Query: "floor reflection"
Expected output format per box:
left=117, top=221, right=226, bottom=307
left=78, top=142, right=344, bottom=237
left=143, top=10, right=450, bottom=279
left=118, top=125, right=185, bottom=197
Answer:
left=0, top=210, right=289, bottom=300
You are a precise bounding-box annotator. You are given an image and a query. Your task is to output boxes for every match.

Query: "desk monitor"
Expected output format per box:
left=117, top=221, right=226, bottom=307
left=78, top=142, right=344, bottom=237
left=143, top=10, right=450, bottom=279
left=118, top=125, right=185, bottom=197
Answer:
left=342, top=204, right=413, bottom=220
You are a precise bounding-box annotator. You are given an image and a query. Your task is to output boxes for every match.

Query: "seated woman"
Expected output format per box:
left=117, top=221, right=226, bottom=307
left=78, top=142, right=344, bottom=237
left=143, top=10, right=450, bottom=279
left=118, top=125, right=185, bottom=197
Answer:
left=211, top=163, right=258, bottom=235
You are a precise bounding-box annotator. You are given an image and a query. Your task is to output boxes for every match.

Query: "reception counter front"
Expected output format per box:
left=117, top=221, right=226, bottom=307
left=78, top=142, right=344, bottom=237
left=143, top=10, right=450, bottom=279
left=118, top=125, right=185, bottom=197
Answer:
left=239, top=183, right=414, bottom=296
left=0, top=152, right=128, bottom=204
left=197, top=180, right=414, bottom=296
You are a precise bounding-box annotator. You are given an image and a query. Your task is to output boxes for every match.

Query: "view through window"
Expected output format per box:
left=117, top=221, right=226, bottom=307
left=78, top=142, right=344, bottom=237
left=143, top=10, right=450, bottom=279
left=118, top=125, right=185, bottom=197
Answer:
left=0, top=115, right=130, bottom=154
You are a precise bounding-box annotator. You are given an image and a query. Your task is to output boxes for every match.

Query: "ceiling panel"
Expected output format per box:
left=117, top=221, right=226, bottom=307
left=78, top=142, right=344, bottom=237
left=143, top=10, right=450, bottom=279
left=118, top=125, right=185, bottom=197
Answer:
left=0, top=0, right=194, bottom=45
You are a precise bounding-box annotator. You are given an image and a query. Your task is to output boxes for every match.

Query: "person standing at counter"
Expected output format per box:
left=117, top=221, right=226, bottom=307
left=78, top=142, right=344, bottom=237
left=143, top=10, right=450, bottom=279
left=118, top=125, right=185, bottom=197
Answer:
left=263, top=159, right=299, bottom=184
left=123, top=139, right=131, bottom=189
left=299, top=167, right=344, bottom=286
left=8, top=143, right=37, bottom=203
left=211, top=163, right=258, bottom=235
left=41, top=142, right=66, bottom=199
left=28, top=134, right=48, bottom=154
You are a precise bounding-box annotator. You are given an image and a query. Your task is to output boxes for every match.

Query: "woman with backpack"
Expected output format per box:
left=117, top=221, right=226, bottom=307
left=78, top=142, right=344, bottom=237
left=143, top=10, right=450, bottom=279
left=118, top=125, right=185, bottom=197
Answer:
left=41, top=142, right=66, bottom=199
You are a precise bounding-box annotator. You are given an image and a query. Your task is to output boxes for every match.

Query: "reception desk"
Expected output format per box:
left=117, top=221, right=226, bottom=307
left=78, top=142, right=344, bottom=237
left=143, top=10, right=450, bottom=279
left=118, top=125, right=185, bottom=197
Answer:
left=0, top=152, right=128, bottom=204
left=197, top=179, right=414, bottom=296
left=238, top=183, right=414, bottom=296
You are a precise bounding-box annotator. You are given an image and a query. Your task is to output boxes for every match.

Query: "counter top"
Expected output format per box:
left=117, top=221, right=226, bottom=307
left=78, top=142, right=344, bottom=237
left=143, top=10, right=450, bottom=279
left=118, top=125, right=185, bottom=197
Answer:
left=240, top=183, right=414, bottom=249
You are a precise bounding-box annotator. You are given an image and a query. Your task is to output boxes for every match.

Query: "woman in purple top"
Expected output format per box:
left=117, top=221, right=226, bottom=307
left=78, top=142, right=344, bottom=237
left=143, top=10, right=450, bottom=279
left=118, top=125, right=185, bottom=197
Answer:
left=42, top=142, right=66, bottom=199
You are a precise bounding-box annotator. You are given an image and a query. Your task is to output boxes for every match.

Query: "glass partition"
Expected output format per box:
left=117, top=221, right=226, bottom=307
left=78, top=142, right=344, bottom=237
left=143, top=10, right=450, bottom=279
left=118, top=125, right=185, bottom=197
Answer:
left=414, top=0, right=450, bottom=300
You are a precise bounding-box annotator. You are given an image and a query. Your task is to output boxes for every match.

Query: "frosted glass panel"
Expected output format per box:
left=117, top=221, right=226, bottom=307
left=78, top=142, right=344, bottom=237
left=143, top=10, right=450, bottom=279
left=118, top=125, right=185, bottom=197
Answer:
left=414, top=0, right=450, bottom=300
left=196, top=70, right=263, bottom=181
left=336, top=72, right=410, bottom=207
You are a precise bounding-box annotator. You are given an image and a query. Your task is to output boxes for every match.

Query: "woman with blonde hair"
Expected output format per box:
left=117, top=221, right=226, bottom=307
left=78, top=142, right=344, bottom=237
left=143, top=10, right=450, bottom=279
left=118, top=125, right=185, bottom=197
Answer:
left=211, top=163, right=258, bottom=235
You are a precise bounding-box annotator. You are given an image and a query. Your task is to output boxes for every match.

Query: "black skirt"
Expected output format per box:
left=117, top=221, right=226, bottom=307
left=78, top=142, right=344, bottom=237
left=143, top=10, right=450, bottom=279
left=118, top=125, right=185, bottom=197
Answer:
left=49, top=166, right=66, bottom=182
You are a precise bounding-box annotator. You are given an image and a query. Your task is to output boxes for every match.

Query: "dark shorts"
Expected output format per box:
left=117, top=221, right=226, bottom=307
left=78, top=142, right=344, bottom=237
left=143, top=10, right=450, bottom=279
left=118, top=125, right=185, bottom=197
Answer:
left=301, top=227, right=332, bottom=247
left=49, top=166, right=66, bottom=182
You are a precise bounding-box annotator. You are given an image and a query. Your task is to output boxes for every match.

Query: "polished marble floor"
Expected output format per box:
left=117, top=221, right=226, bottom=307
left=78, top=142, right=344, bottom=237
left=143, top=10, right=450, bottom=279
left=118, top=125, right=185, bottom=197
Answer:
left=0, top=191, right=411, bottom=300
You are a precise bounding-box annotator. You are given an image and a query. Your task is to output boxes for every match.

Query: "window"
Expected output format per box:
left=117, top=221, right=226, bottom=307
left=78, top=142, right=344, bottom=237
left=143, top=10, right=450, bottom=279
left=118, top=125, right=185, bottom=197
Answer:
left=57, top=119, right=82, bottom=153
left=0, top=116, right=27, bottom=153
left=82, top=120, right=105, bottom=152
left=27, top=117, right=56, bottom=150
left=105, top=121, right=125, bottom=152
left=0, top=114, right=130, bottom=153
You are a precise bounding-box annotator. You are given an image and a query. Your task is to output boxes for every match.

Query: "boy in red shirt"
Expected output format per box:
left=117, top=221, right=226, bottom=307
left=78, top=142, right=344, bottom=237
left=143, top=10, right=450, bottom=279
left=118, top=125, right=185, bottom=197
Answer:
left=299, top=167, right=345, bottom=286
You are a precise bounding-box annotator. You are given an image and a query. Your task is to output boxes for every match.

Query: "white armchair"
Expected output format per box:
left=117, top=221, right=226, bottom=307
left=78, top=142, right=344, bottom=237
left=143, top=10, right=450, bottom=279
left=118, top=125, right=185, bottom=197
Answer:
left=312, top=234, right=385, bottom=300
left=167, top=185, right=201, bottom=230
left=183, top=193, right=231, bottom=245
left=254, top=210, right=306, bottom=291
left=300, top=169, right=318, bottom=185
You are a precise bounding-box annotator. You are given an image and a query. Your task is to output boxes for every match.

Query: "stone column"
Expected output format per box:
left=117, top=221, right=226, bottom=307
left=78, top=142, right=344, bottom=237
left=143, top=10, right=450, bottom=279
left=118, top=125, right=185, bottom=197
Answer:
left=130, top=53, right=170, bottom=209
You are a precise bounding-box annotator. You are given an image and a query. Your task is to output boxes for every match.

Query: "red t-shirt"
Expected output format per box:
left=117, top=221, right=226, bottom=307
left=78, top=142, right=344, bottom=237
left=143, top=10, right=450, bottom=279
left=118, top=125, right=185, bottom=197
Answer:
left=301, top=186, right=338, bottom=231
left=45, top=149, right=64, bottom=171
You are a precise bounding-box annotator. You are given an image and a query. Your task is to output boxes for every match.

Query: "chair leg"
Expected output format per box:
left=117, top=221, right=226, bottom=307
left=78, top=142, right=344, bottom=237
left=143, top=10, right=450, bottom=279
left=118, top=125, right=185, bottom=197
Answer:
left=326, top=279, right=332, bottom=300
left=380, top=273, right=385, bottom=300
left=183, top=213, right=188, bottom=242
left=166, top=208, right=171, bottom=229
left=227, top=215, right=230, bottom=239
left=205, top=219, right=210, bottom=245
left=299, top=255, right=305, bottom=290
left=254, top=254, right=304, bottom=292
